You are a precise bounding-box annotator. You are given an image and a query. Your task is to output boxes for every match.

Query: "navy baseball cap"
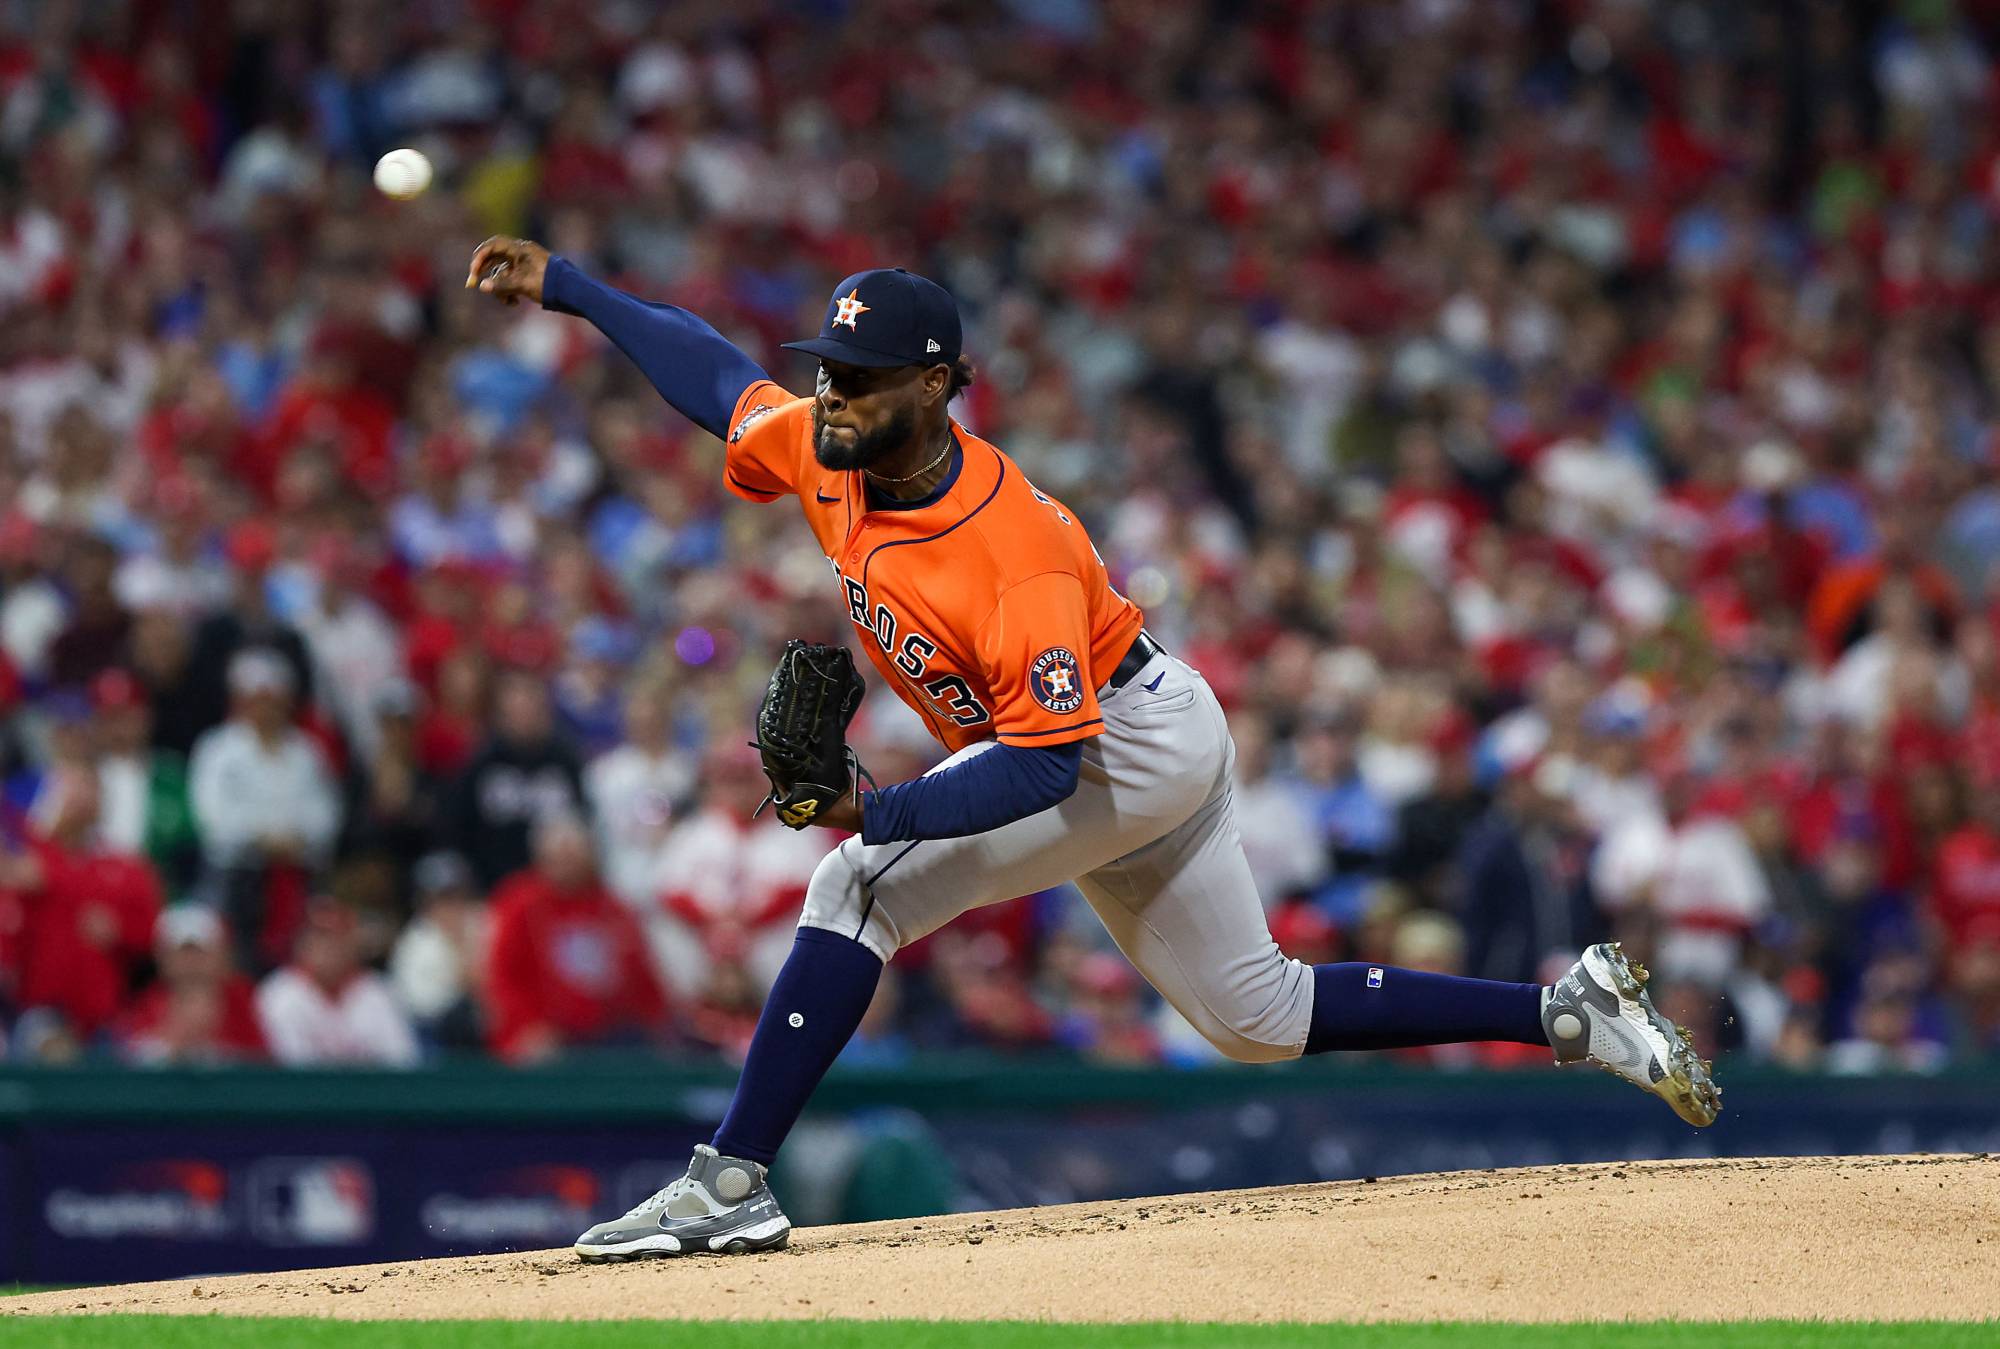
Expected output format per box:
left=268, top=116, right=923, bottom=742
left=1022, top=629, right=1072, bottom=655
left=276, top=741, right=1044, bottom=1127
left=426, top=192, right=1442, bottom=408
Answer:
left=782, top=268, right=962, bottom=369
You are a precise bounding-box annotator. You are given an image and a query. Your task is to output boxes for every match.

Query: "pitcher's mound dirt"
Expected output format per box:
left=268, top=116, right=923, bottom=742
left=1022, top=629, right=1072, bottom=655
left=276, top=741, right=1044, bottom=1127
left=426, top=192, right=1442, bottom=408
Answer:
left=8, top=1155, right=1997, bottom=1324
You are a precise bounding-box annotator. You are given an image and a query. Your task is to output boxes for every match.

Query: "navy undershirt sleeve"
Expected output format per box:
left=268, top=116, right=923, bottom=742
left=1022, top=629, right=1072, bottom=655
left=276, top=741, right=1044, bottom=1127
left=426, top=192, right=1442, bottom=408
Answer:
left=860, top=741, right=1084, bottom=844
left=540, top=255, right=770, bottom=442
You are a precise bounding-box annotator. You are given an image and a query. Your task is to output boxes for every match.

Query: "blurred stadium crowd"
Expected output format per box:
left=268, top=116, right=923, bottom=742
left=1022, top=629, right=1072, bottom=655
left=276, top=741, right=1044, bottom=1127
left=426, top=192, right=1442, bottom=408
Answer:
left=2, top=0, right=2000, bottom=1072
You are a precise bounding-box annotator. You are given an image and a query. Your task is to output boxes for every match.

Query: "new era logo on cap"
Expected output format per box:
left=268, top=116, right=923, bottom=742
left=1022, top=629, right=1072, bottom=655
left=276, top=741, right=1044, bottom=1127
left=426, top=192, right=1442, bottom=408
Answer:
left=782, top=268, right=962, bottom=370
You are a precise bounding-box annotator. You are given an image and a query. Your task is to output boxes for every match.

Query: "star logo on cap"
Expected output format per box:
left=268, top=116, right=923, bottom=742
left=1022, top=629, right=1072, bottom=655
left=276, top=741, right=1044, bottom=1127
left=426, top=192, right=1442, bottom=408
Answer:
left=832, top=289, right=871, bottom=331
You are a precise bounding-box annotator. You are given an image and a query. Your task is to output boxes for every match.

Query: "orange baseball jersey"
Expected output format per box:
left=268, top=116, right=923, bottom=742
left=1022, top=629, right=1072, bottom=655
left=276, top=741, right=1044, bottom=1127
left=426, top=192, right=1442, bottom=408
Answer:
left=723, top=379, right=1144, bottom=753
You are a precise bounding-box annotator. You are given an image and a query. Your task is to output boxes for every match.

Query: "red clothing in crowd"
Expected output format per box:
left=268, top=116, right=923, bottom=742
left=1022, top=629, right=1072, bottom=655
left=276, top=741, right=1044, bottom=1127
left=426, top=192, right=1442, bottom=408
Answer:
left=12, top=840, right=161, bottom=1038
left=247, top=376, right=397, bottom=502
left=114, top=975, right=268, bottom=1063
left=1791, top=773, right=1920, bottom=891
left=484, top=870, right=668, bottom=1060
left=1931, top=825, right=2000, bottom=950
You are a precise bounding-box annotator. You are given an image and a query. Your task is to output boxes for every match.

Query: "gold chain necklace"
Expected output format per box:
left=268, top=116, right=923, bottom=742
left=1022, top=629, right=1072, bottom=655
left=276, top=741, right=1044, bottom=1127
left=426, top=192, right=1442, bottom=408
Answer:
left=864, top=434, right=953, bottom=486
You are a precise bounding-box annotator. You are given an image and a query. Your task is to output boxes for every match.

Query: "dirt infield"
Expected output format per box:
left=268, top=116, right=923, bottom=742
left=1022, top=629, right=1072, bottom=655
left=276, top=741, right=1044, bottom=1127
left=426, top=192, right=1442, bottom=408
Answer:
left=7, top=1154, right=1997, bottom=1324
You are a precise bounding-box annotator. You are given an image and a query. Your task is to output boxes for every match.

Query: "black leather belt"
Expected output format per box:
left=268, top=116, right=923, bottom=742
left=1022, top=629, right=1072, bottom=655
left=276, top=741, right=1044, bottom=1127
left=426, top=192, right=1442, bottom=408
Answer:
left=1106, top=629, right=1165, bottom=691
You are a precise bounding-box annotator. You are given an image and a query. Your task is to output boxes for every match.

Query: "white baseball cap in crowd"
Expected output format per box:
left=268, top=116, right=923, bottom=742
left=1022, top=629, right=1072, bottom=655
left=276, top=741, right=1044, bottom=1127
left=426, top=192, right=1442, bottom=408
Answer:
left=157, top=905, right=226, bottom=951
left=228, top=648, right=294, bottom=696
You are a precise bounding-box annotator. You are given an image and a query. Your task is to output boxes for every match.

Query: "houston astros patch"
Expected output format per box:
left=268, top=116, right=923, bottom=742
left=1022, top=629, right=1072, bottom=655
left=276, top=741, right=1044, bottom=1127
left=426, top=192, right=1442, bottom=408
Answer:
left=1030, top=647, right=1084, bottom=713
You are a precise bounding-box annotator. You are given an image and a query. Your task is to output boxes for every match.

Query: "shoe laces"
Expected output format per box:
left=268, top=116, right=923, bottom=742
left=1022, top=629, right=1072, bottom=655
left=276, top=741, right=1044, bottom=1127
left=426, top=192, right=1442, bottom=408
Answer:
left=625, top=1174, right=695, bottom=1218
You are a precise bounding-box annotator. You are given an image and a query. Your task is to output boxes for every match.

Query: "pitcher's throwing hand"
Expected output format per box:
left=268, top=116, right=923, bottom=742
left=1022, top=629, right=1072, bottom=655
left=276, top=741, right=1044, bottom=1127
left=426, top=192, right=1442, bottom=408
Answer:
left=464, top=236, right=549, bottom=306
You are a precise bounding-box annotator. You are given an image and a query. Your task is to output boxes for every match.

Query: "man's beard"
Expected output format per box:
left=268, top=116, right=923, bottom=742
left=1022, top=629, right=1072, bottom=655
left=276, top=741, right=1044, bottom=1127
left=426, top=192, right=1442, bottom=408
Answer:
left=813, top=402, right=914, bottom=471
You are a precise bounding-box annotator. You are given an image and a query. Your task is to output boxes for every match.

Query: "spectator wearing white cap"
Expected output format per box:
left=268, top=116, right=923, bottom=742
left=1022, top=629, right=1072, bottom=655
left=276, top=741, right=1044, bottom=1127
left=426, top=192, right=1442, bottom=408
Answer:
left=114, top=905, right=268, bottom=1066
left=189, top=648, right=341, bottom=971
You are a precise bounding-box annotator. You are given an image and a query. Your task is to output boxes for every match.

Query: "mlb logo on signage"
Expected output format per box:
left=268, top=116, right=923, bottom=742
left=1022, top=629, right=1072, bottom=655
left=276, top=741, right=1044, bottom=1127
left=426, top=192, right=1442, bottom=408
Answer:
left=248, top=1158, right=376, bottom=1246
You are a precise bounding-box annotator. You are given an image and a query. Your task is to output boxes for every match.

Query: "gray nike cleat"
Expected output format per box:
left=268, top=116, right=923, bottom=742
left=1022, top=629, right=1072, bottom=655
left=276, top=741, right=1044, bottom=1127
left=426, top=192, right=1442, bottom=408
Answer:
left=1543, top=942, right=1722, bottom=1127
left=573, top=1145, right=792, bottom=1262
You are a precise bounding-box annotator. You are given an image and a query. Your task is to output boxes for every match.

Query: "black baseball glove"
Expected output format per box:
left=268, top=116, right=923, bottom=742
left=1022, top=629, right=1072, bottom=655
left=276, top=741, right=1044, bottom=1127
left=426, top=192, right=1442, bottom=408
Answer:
left=750, top=639, right=869, bottom=829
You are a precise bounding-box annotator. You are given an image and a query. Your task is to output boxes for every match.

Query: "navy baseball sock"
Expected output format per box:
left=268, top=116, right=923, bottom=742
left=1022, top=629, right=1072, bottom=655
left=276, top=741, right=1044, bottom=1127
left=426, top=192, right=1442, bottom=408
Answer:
left=711, top=926, right=883, bottom=1166
left=1304, top=962, right=1548, bottom=1053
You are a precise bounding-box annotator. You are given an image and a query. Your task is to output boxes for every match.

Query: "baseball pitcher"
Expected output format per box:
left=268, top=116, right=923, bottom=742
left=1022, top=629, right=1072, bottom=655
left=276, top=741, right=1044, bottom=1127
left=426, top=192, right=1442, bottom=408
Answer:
left=465, top=240, right=1721, bottom=1261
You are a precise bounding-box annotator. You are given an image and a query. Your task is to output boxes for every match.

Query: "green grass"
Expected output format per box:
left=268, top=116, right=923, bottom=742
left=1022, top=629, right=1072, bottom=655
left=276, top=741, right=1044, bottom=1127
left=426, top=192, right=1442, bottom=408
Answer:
left=0, top=1320, right=1994, bottom=1347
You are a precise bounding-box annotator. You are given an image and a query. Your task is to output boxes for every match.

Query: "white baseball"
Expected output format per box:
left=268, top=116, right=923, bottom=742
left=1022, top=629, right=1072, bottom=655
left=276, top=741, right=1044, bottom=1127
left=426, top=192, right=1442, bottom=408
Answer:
left=373, top=148, right=433, bottom=201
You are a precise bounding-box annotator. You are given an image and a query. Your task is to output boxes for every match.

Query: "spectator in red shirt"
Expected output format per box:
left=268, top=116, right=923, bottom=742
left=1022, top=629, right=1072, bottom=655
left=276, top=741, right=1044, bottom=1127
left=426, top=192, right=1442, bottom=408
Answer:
left=414, top=643, right=487, bottom=779
left=113, top=905, right=267, bottom=1066
left=1931, top=774, right=2000, bottom=958
left=46, top=533, right=129, bottom=689
left=249, top=330, right=398, bottom=501
left=484, top=810, right=668, bottom=1064
left=9, top=764, right=161, bottom=1060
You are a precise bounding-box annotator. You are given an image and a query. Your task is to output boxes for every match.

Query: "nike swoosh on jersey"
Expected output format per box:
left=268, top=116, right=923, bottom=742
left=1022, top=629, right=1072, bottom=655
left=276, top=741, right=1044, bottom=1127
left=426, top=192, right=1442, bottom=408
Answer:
left=816, top=490, right=840, bottom=503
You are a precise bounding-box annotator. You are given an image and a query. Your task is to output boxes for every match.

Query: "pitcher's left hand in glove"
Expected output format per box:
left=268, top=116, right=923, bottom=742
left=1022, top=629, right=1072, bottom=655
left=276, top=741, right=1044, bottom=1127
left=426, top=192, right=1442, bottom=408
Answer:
left=751, top=639, right=869, bottom=829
